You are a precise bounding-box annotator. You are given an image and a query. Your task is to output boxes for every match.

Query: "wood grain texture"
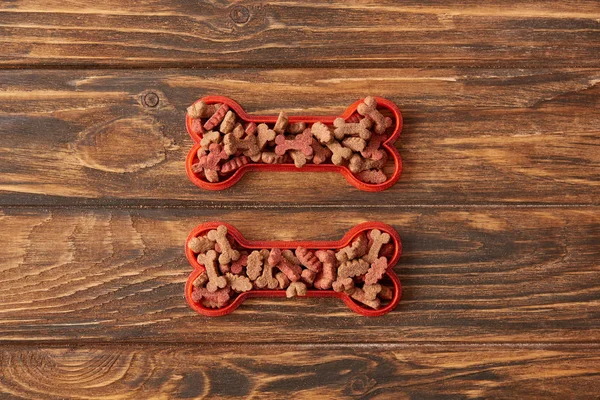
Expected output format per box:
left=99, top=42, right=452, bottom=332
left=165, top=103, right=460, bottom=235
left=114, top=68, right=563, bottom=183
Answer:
left=1, top=68, right=599, bottom=206
left=0, top=207, right=598, bottom=344
left=1, top=0, right=599, bottom=68
left=1, top=345, right=599, bottom=399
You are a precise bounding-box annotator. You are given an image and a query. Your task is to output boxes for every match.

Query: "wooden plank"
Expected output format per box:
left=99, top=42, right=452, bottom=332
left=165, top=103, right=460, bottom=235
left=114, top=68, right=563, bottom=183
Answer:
left=1, top=1, right=599, bottom=68
left=0, top=207, right=598, bottom=344
left=1, top=68, right=599, bottom=206
left=1, top=344, right=599, bottom=398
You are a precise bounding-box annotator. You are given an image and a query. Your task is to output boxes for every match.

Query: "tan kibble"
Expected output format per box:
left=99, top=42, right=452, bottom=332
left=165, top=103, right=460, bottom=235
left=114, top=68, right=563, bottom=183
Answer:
left=188, top=235, right=215, bottom=254
left=225, top=273, right=253, bottom=293
left=286, top=281, right=307, bottom=298
left=338, top=259, right=370, bottom=279
left=219, top=110, right=236, bottom=133
left=342, top=136, right=367, bottom=152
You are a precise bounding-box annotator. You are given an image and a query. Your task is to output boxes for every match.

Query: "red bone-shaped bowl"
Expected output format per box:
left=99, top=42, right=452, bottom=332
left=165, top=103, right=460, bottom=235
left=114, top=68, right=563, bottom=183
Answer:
left=185, top=96, right=403, bottom=192
left=185, top=221, right=402, bottom=317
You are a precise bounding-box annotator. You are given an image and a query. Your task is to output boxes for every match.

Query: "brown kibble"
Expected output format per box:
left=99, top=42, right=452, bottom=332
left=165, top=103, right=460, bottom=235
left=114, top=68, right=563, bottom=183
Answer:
left=348, top=154, right=386, bottom=174
left=287, top=121, right=306, bottom=135
left=333, top=116, right=372, bottom=140
left=261, top=152, right=286, bottom=164
left=275, top=271, right=290, bottom=289
left=224, top=132, right=261, bottom=161
left=207, top=225, right=240, bottom=265
left=326, top=141, right=353, bottom=165
left=188, top=235, right=215, bottom=254
left=357, top=96, right=392, bottom=135
left=273, top=111, right=289, bottom=135
left=289, top=150, right=307, bottom=168
left=336, top=233, right=369, bottom=263
left=338, top=259, right=370, bottom=278
left=187, top=101, right=221, bottom=119
left=286, top=281, right=307, bottom=298
left=255, top=261, right=278, bottom=289
left=311, top=122, right=334, bottom=144
left=247, top=249, right=269, bottom=281
left=362, top=284, right=382, bottom=300
left=200, top=130, right=221, bottom=152
left=351, top=287, right=381, bottom=309
left=342, top=136, right=367, bottom=152
left=192, top=271, right=208, bottom=288
left=365, top=256, right=388, bottom=285
left=362, top=229, right=391, bottom=264
left=332, top=277, right=355, bottom=293
left=219, top=110, right=236, bottom=133
left=257, top=123, right=276, bottom=150
left=282, top=249, right=301, bottom=266
left=232, top=122, right=245, bottom=138
left=196, top=250, right=227, bottom=292
left=313, top=250, right=337, bottom=290
left=225, top=272, right=253, bottom=293
left=311, top=139, right=332, bottom=164
left=357, top=169, right=387, bottom=184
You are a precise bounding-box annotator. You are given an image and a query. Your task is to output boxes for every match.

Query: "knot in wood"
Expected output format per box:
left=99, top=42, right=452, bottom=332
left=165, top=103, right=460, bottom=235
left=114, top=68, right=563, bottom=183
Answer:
left=229, top=5, right=250, bottom=24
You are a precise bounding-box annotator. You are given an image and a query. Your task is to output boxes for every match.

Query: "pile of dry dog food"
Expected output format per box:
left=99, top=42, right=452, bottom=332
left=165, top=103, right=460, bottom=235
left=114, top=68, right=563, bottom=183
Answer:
left=187, top=96, right=393, bottom=184
left=188, top=225, right=395, bottom=309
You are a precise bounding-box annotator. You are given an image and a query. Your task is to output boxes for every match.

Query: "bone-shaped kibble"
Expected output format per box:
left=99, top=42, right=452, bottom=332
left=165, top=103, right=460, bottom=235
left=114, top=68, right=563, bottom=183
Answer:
left=188, top=101, right=221, bottom=119
left=268, top=249, right=302, bottom=282
left=188, top=235, right=215, bottom=254
left=286, top=281, right=307, bottom=298
left=255, top=261, right=278, bottom=289
left=287, top=121, right=306, bottom=135
left=338, top=259, right=370, bottom=278
left=357, top=169, right=387, bottom=184
left=225, top=273, right=253, bottom=293
left=275, top=271, right=290, bottom=289
left=311, top=122, right=334, bottom=144
left=192, top=271, right=208, bottom=288
left=313, top=250, right=337, bottom=290
left=257, top=123, right=276, bottom=150
left=342, top=137, right=367, bottom=152
left=261, top=152, right=287, bottom=164
left=224, top=132, right=261, bottom=160
left=357, top=96, right=392, bottom=135
left=361, top=133, right=386, bottom=161
left=230, top=251, right=248, bottom=274
left=333, top=117, right=372, bottom=141
left=197, top=250, right=227, bottom=292
left=274, top=129, right=313, bottom=157
left=232, top=123, right=245, bottom=139
left=295, top=247, right=322, bottom=272
left=332, top=277, right=355, bottom=293
left=219, top=110, right=236, bottom=133
left=273, top=111, right=289, bottom=135
left=336, top=233, right=369, bottom=263
left=192, top=286, right=231, bottom=308
left=220, top=156, right=249, bottom=175
left=311, top=139, right=332, bottom=164
left=351, top=286, right=381, bottom=309
left=289, top=150, right=307, bottom=168
left=362, top=229, right=391, bottom=264
left=200, top=130, right=221, bottom=152
left=348, top=154, right=386, bottom=174
left=207, top=226, right=240, bottom=265
left=364, top=257, right=388, bottom=285
left=326, top=141, right=353, bottom=165
left=204, top=104, right=230, bottom=131
left=247, top=249, right=269, bottom=281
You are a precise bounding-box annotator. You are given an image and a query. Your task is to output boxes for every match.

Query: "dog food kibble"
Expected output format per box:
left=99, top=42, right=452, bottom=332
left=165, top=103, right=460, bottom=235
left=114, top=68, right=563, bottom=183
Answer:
left=190, top=225, right=396, bottom=310
left=188, top=96, right=394, bottom=185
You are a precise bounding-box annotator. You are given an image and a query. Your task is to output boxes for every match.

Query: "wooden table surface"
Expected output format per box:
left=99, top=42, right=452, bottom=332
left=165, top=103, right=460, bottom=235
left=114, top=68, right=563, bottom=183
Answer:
left=1, top=1, right=599, bottom=398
